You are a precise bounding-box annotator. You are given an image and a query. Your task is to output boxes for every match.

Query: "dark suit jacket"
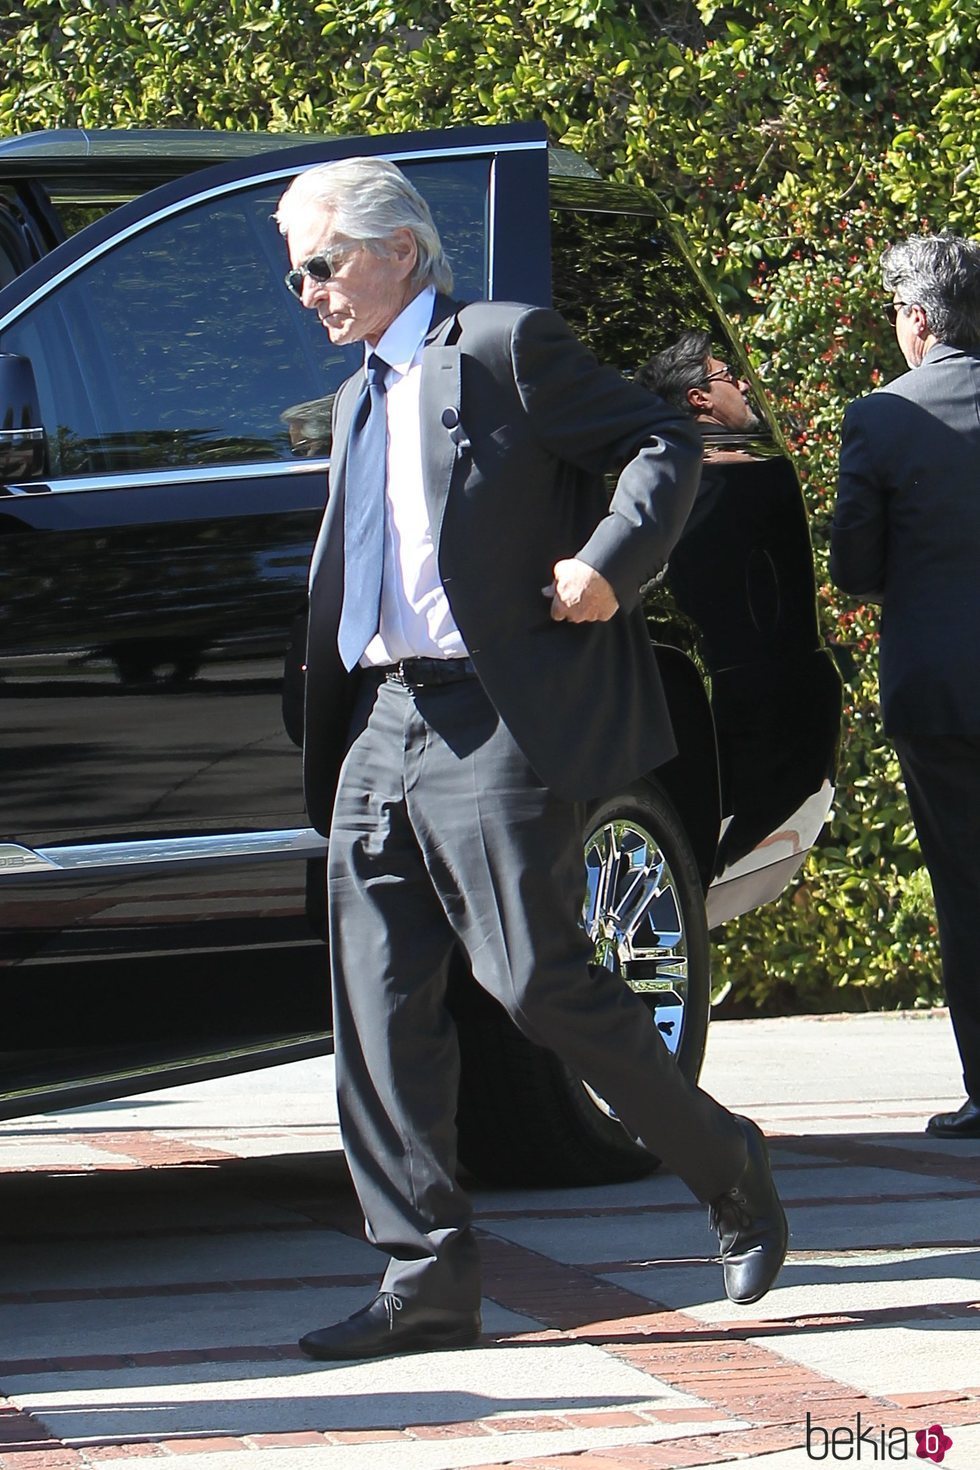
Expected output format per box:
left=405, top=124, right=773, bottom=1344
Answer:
left=831, top=342, right=980, bottom=735
left=834, top=342, right=980, bottom=735
left=302, top=294, right=703, bottom=834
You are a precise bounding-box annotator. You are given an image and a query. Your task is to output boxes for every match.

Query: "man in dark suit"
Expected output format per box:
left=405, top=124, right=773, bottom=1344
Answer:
left=831, top=232, right=980, bottom=1139
left=276, top=156, right=787, bottom=1361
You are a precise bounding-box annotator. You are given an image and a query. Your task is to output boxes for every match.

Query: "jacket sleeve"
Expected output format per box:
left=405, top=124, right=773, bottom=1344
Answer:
left=830, top=399, right=888, bottom=601
left=509, top=307, right=703, bottom=611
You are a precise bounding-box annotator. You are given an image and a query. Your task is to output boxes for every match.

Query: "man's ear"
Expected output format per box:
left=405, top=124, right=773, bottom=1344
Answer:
left=687, top=385, right=709, bottom=413
left=387, top=227, right=418, bottom=278
left=910, top=303, right=931, bottom=339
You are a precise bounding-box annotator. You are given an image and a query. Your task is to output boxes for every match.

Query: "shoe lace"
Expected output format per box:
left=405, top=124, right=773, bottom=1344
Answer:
left=380, top=1292, right=404, bottom=1330
left=709, top=1186, right=753, bottom=1237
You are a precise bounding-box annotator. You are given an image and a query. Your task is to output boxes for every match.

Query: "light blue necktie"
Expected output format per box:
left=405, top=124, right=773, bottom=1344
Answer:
left=337, top=353, right=389, bottom=671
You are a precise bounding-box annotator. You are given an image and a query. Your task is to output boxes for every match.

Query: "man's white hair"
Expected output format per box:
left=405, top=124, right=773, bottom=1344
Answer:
left=276, top=157, right=454, bottom=294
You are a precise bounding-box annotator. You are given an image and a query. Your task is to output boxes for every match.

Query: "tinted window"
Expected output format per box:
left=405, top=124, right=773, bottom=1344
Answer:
left=54, top=202, right=118, bottom=238
left=0, top=201, right=31, bottom=288
left=1, top=159, right=489, bottom=478
left=550, top=208, right=741, bottom=379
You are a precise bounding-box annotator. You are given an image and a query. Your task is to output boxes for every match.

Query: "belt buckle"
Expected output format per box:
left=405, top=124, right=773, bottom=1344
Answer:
left=388, top=659, right=416, bottom=688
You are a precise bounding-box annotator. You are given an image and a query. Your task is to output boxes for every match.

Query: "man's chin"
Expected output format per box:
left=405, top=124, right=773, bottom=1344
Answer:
left=320, top=316, right=356, bottom=344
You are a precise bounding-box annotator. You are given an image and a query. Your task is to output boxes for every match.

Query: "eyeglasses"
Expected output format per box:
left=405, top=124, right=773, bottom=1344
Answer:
left=284, top=244, right=359, bottom=298
left=885, top=301, right=909, bottom=325
left=701, top=365, right=739, bottom=387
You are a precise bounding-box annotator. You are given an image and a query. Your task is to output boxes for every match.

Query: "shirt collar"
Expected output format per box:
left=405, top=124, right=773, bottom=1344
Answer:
left=369, top=285, right=437, bottom=377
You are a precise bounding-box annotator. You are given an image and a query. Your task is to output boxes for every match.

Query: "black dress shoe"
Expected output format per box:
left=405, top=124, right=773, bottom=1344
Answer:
left=709, top=1116, right=788, bottom=1306
left=926, top=1097, right=980, bottom=1138
left=299, top=1292, right=482, bottom=1362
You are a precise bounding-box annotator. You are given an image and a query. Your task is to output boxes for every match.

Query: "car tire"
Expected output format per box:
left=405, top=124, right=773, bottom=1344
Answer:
left=451, top=779, right=711, bottom=1187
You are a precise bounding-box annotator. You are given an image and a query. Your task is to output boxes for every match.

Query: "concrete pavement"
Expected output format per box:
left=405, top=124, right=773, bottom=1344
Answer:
left=0, top=1010, right=977, bottom=1469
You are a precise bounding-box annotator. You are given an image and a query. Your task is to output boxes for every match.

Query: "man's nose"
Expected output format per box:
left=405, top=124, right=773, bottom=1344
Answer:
left=301, top=275, right=327, bottom=309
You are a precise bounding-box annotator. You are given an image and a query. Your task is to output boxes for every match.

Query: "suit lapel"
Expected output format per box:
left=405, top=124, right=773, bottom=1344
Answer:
left=420, top=297, right=465, bottom=547
left=309, top=373, right=358, bottom=588
left=329, top=373, right=359, bottom=499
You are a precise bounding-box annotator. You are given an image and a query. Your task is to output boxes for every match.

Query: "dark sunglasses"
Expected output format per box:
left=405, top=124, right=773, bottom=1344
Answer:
left=885, top=301, right=909, bottom=325
left=284, top=245, right=358, bottom=299
left=701, top=365, right=738, bottom=387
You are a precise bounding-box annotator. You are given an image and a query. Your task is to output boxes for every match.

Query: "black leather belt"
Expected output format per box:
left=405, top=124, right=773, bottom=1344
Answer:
left=381, top=656, right=477, bottom=689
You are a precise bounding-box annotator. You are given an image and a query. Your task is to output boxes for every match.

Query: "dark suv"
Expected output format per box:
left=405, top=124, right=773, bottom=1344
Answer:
left=0, top=122, right=840, bottom=1185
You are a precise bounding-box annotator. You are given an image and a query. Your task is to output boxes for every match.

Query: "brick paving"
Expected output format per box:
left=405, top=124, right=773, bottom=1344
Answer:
left=1, top=1012, right=978, bottom=1469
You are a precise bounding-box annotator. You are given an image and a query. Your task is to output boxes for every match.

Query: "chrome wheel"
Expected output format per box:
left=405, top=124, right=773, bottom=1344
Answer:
left=583, top=815, right=689, bottom=1060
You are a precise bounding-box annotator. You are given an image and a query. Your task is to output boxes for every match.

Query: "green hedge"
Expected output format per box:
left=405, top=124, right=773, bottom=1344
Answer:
left=3, top=0, right=978, bottom=1013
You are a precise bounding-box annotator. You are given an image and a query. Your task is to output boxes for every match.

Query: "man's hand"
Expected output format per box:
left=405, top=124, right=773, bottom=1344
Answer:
left=543, top=558, right=620, bottom=622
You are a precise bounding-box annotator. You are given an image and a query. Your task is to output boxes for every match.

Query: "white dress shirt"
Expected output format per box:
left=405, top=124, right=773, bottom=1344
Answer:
left=360, top=285, right=468, bottom=666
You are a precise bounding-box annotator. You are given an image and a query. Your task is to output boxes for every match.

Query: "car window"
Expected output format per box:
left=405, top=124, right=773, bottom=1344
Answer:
left=54, top=202, right=120, bottom=237
left=550, top=207, right=743, bottom=382
left=0, top=203, right=29, bottom=288
left=1, top=158, right=489, bottom=479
